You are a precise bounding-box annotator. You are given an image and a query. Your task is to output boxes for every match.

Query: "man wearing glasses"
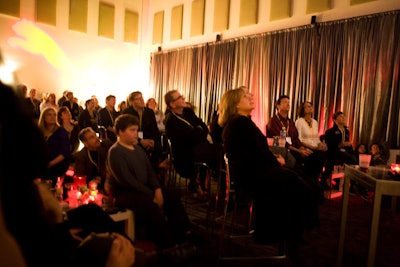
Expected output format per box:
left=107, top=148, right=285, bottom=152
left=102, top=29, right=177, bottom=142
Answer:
left=164, top=90, right=219, bottom=194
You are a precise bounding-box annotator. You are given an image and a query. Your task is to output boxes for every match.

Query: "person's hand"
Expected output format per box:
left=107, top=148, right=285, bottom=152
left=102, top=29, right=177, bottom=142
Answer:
left=275, top=154, right=286, bottom=166
left=105, top=233, right=135, bottom=267
left=140, top=139, right=155, bottom=150
left=153, top=188, right=164, bottom=208
left=317, top=142, right=328, bottom=151
left=300, top=147, right=313, bottom=157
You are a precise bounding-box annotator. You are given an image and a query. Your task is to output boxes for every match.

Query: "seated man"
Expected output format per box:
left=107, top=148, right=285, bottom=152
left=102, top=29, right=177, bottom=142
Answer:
left=73, top=127, right=113, bottom=190
left=123, top=91, right=162, bottom=171
left=164, top=90, right=221, bottom=192
left=106, top=114, right=195, bottom=254
left=321, top=111, right=357, bottom=184
left=97, top=95, right=118, bottom=142
left=266, top=95, right=325, bottom=187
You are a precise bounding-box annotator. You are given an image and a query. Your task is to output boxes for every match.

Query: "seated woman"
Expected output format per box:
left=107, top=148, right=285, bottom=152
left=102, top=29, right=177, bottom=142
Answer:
left=58, top=106, right=80, bottom=154
left=370, top=143, right=387, bottom=166
left=218, top=87, right=320, bottom=244
left=38, top=107, right=72, bottom=186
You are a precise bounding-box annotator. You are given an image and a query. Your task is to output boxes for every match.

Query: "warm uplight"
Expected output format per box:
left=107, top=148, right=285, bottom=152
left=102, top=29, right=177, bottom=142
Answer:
left=0, top=60, right=18, bottom=85
left=8, top=19, right=71, bottom=70
left=5, top=19, right=151, bottom=102
left=391, top=164, right=400, bottom=174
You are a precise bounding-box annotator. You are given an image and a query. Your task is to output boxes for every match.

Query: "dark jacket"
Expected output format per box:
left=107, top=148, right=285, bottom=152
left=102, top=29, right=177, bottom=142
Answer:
left=325, top=124, right=352, bottom=153
left=165, top=107, right=209, bottom=178
left=73, top=140, right=113, bottom=187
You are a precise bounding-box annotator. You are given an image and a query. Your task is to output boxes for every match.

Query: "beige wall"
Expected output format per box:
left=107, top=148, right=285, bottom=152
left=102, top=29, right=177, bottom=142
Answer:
left=0, top=0, right=399, bottom=102
left=148, top=0, right=400, bottom=51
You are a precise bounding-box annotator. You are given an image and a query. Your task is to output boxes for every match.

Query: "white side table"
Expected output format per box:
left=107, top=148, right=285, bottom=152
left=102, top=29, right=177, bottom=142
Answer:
left=109, top=209, right=135, bottom=241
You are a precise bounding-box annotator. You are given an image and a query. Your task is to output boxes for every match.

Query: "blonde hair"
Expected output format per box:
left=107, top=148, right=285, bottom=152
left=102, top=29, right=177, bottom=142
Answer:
left=38, top=107, right=59, bottom=134
left=217, top=87, right=246, bottom=127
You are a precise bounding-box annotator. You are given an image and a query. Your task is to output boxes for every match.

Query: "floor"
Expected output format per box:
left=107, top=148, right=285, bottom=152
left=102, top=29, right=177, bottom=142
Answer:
left=172, top=175, right=400, bottom=267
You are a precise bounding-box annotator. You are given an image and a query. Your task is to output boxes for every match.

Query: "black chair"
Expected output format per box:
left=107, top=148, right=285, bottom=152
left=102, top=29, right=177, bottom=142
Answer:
left=218, top=154, right=287, bottom=265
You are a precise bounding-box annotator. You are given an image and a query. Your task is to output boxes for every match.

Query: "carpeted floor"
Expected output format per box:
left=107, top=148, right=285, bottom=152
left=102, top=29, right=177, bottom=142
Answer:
left=179, top=182, right=400, bottom=267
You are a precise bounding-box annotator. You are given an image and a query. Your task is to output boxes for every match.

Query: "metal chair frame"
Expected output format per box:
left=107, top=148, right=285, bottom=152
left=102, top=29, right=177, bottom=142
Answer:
left=218, top=154, right=287, bottom=265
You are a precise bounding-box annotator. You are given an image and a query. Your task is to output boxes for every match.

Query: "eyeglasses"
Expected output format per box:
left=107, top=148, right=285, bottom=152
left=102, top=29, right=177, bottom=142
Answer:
left=172, top=95, right=184, bottom=102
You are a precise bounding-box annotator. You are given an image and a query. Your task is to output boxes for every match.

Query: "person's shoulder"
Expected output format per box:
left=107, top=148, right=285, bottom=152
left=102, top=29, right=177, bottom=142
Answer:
left=183, top=107, right=196, bottom=116
left=267, top=114, right=278, bottom=124
left=325, top=126, right=336, bottom=134
left=73, top=147, right=87, bottom=159
left=57, top=126, right=68, bottom=135
left=144, top=107, right=154, bottom=114
left=226, top=114, right=248, bottom=127
left=123, top=106, right=134, bottom=115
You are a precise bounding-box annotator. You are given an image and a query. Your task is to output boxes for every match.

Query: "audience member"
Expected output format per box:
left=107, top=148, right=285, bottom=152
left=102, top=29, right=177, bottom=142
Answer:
left=295, top=102, right=328, bottom=152
left=106, top=114, right=197, bottom=262
left=26, top=87, right=41, bottom=121
left=219, top=87, right=320, bottom=244
left=40, top=92, right=59, bottom=112
left=92, top=95, right=102, bottom=114
left=370, top=143, right=387, bottom=166
left=266, top=96, right=326, bottom=187
left=38, top=107, right=72, bottom=186
left=321, top=111, right=357, bottom=185
left=124, top=92, right=162, bottom=170
left=16, top=83, right=28, bottom=98
left=58, top=106, right=80, bottom=154
left=0, top=83, right=136, bottom=267
left=146, top=97, right=165, bottom=134
left=118, top=100, right=128, bottom=114
left=97, top=95, right=119, bottom=142
left=164, top=90, right=220, bottom=192
left=355, top=143, right=368, bottom=156
left=62, top=91, right=81, bottom=122
left=74, top=96, right=84, bottom=114
left=74, top=127, right=113, bottom=189
left=57, top=90, right=69, bottom=107
left=78, top=98, right=99, bottom=133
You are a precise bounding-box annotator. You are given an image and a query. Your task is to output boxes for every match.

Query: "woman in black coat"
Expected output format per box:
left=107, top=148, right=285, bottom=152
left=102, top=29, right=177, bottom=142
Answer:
left=218, top=87, right=320, bottom=244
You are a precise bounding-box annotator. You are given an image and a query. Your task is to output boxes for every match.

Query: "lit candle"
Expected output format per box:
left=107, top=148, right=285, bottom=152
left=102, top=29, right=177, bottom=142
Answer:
left=391, top=164, right=400, bottom=174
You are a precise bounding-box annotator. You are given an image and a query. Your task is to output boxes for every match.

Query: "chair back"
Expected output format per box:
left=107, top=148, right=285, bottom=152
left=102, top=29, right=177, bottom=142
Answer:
left=223, top=153, right=234, bottom=197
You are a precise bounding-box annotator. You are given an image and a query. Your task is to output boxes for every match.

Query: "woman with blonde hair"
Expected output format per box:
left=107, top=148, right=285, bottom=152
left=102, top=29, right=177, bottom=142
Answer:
left=38, top=107, right=71, bottom=186
left=40, top=92, right=59, bottom=112
left=220, top=87, right=320, bottom=244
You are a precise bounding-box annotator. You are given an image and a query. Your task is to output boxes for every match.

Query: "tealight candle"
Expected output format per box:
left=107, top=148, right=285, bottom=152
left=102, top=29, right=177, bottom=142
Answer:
left=391, top=163, right=400, bottom=174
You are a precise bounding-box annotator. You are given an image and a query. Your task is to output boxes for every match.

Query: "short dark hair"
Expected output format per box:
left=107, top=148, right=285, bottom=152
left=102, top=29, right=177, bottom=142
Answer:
left=275, top=95, right=290, bottom=108
left=106, top=95, right=115, bottom=101
left=164, top=90, right=178, bottom=108
left=114, top=114, right=139, bottom=134
left=78, top=127, right=95, bottom=142
left=333, top=111, right=344, bottom=120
